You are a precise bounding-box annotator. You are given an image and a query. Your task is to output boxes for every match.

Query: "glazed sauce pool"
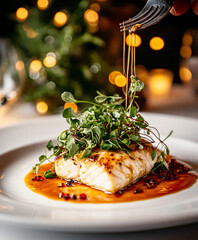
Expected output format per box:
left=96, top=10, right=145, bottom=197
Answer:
left=25, top=158, right=197, bottom=203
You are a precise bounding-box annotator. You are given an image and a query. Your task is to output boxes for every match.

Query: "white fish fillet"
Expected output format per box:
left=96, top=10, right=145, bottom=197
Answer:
left=55, top=145, right=159, bottom=193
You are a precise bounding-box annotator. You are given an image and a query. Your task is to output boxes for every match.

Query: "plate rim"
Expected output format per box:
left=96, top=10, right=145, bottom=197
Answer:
left=0, top=112, right=198, bottom=232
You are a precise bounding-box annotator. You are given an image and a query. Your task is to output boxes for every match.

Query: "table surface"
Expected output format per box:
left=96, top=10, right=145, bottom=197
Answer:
left=1, top=102, right=198, bottom=239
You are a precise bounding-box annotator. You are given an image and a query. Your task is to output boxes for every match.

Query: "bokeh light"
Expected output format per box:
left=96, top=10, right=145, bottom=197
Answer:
left=108, top=71, right=122, bottom=85
left=90, top=3, right=100, bottom=12
left=148, top=69, right=173, bottom=97
left=64, top=102, right=78, bottom=113
left=126, top=34, right=142, bottom=47
left=136, top=65, right=148, bottom=83
left=29, top=60, right=42, bottom=72
left=23, top=25, right=38, bottom=38
left=179, top=67, right=192, bottom=82
left=37, top=0, right=49, bottom=10
left=53, top=11, right=68, bottom=27
left=149, top=37, right=164, bottom=50
left=84, top=9, right=99, bottom=24
left=43, top=55, right=56, bottom=68
left=36, top=101, right=48, bottom=114
left=115, top=75, right=127, bottom=87
left=15, top=60, right=25, bottom=71
left=182, top=33, right=193, bottom=46
left=180, top=45, right=192, bottom=58
left=16, top=7, right=29, bottom=22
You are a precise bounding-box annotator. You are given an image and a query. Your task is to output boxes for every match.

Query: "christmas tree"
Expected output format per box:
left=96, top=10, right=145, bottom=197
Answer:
left=13, top=0, right=112, bottom=113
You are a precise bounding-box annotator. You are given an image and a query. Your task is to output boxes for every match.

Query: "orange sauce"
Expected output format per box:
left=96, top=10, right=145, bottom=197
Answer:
left=24, top=158, right=197, bottom=203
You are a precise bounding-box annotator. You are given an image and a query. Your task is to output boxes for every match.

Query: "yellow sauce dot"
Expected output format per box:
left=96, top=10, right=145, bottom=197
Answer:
left=64, top=102, right=78, bottom=113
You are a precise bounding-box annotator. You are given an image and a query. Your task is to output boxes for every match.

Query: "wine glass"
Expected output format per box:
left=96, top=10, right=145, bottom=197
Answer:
left=0, top=38, right=25, bottom=117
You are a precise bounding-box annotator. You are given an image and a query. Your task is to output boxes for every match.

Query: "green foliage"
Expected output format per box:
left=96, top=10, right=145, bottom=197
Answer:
left=13, top=0, right=112, bottom=112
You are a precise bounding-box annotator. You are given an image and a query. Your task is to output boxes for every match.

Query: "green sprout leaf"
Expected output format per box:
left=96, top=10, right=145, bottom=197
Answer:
left=129, top=106, right=137, bottom=117
left=130, top=134, right=140, bottom=142
left=39, top=155, right=47, bottom=162
left=100, top=140, right=112, bottom=150
left=44, top=169, right=56, bottom=179
left=46, top=140, right=54, bottom=151
left=62, top=107, right=77, bottom=118
left=81, top=148, right=92, bottom=159
left=92, top=125, right=102, bottom=139
left=95, top=95, right=107, bottom=103
left=136, top=80, right=144, bottom=92
left=61, top=92, right=77, bottom=103
left=151, top=148, right=158, bottom=160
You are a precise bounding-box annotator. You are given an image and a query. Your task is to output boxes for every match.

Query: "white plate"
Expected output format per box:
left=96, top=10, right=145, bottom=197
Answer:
left=0, top=113, right=198, bottom=232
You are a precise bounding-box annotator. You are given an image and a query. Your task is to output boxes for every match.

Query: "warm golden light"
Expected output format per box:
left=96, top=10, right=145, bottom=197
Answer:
left=15, top=60, right=25, bottom=71
left=115, top=75, right=127, bottom=87
left=180, top=45, right=192, bottom=58
left=126, top=34, right=142, bottom=47
left=43, top=56, right=56, bottom=68
left=90, top=3, right=100, bottom=12
left=148, top=69, right=173, bottom=97
left=23, top=25, right=38, bottom=38
left=37, top=0, right=49, bottom=10
left=136, top=65, right=148, bottom=83
left=84, top=9, right=99, bottom=24
left=36, top=101, right=48, bottom=114
left=108, top=71, right=122, bottom=85
left=179, top=67, right=192, bottom=83
left=53, top=11, right=67, bottom=27
left=29, top=60, right=42, bottom=72
left=182, top=33, right=193, bottom=46
left=64, top=102, right=78, bottom=113
left=149, top=37, right=164, bottom=50
left=16, top=7, right=28, bottom=21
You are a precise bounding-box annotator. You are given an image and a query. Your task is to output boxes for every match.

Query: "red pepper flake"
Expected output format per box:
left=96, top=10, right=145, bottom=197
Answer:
left=80, top=193, right=87, bottom=200
left=64, top=194, right=70, bottom=200
left=72, top=194, right=77, bottom=200
left=134, top=188, right=143, bottom=194
left=59, top=192, right=65, bottom=199
left=115, top=190, right=124, bottom=196
left=145, top=179, right=159, bottom=189
left=158, top=170, right=177, bottom=181
left=32, top=176, right=43, bottom=181
left=66, top=179, right=74, bottom=187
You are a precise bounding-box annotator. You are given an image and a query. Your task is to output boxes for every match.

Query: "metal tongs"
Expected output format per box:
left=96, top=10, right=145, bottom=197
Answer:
left=120, top=0, right=175, bottom=32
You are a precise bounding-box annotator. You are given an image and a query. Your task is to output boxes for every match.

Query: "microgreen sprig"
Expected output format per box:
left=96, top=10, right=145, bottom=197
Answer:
left=35, top=76, right=172, bottom=177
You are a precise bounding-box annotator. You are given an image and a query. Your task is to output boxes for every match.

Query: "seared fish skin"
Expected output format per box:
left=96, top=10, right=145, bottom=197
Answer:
left=55, top=145, right=159, bottom=193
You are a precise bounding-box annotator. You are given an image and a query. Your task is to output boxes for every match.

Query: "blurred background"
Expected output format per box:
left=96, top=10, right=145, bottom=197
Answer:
left=0, top=0, right=198, bottom=125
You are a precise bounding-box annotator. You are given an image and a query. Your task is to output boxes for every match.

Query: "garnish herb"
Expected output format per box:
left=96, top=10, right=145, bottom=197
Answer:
left=34, top=76, right=172, bottom=177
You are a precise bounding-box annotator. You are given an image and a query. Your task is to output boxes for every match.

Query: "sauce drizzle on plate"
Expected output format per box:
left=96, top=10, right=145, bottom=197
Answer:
left=25, top=157, right=197, bottom=203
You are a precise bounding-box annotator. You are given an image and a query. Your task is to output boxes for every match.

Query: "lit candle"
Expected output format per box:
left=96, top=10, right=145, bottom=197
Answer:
left=148, top=69, right=173, bottom=98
